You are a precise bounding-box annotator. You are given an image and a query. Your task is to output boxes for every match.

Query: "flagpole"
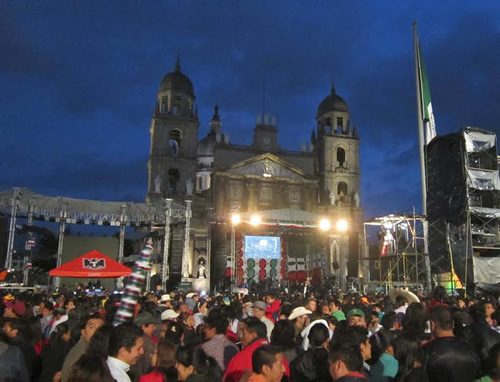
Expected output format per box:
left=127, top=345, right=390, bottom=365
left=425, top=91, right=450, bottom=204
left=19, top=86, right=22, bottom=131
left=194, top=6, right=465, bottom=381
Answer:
left=413, top=21, right=432, bottom=291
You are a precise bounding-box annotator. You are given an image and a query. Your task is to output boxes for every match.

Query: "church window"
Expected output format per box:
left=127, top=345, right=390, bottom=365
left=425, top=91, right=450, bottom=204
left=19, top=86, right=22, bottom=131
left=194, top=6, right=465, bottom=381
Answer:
left=167, top=169, right=180, bottom=193
left=169, top=129, right=182, bottom=157
left=161, top=96, right=168, bottom=113
left=325, top=118, right=332, bottom=134
left=336, top=117, right=343, bottom=134
left=337, top=147, right=346, bottom=167
left=337, top=182, right=348, bottom=199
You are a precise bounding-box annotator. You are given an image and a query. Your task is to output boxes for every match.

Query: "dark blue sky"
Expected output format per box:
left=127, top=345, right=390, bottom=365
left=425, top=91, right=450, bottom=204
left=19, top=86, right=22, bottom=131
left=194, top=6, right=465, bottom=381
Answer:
left=1, top=1, right=500, bottom=219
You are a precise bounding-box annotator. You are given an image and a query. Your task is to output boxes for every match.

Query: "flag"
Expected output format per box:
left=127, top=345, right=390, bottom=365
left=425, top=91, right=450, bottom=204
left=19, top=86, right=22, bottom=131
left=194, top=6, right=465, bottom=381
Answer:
left=415, top=33, right=437, bottom=144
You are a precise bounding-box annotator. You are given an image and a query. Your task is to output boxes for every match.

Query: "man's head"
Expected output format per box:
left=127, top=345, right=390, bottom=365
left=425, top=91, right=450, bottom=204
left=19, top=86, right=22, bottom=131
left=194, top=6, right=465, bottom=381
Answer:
left=308, top=322, right=330, bottom=348
left=252, top=301, right=267, bottom=319
left=288, top=306, right=312, bottom=329
left=134, top=312, right=157, bottom=338
left=347, top=308, right=366, bottom=327
left=329, top=299, right=342, bottom=312
left=204, top=311, right=229, bottom=341
left=108, top=323, right=145, bottom=366
left=241, top=317, right=267, bottom=348
left=305, top=298, right=317, bottom=313
left=252, top=345, right=285, bottom=382
left=335, top=325, right=371, bottom=361
left=81, top=315, right=105, bottom=342
left=42, top=301, right=54, bottom=317
left=328, top=343, right=363, bottom=380
left=429, top=305, right=453, bottom=335
left=2, top=318, right=26, bottom=339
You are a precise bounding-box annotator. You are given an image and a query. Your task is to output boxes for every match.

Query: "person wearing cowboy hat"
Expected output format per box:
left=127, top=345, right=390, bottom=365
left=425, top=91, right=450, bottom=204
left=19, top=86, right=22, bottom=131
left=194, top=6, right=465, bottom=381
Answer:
left=288, top=306, right=312, bottom=344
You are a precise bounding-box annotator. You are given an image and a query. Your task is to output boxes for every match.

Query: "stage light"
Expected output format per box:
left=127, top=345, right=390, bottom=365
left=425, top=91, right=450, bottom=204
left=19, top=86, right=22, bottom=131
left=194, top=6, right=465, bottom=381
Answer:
left=250, top=215, right=261, bottom=226
left=336, top=219, right=348, bottom=232
left=319, top=218, right=331, bottom=231
left=231, top=213, right=241, bottom=225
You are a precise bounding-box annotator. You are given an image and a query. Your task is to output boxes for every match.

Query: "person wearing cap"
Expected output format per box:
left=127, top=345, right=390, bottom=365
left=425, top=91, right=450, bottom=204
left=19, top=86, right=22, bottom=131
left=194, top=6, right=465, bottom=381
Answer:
left=130, top=312, right=158, bottom=380
left=185, top=292, right=199, bottom=311
left=3, top=300, right=26, bottom=318
left=347, top=309, right=367, bottom=328
left=288, top=306, right=312, bottom=343
left=251, top=301, right=274, bottom=341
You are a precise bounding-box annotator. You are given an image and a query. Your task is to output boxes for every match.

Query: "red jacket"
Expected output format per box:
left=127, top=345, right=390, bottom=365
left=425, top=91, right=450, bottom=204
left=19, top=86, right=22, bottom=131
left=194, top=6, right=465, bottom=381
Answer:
left=224, top=338, right=290, bottom=382
left=265, top=300, right=281, bottom=323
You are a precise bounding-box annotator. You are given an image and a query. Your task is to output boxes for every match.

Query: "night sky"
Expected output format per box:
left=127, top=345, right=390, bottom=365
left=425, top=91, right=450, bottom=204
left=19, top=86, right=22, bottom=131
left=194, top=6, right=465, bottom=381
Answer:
left=2, top=1, right=500, bottom=220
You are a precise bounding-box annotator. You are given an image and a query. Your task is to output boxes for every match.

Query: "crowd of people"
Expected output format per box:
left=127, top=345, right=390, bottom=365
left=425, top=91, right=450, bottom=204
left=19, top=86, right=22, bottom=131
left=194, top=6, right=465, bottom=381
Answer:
left=1, top=285, right=500, bottom=382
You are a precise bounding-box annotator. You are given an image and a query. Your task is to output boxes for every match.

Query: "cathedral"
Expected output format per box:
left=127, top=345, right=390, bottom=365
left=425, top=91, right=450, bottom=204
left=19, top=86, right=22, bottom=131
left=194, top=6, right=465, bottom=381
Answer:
left=146, top=59, right=363, bottom=291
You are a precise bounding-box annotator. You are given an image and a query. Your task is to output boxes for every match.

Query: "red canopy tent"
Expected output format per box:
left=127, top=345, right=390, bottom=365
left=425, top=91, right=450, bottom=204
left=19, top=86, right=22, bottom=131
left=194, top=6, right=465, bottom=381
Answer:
left=49, top=250, right=132, bottom=278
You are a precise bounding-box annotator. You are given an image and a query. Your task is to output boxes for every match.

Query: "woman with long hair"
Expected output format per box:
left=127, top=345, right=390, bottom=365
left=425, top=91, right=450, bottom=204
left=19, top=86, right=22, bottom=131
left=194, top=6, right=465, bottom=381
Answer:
left=175, top=344, right=222, bottom=382
left=39, top=322, right=73, bottom=382
left=393, top=332, right=428, bottom=382
left=139, top=340, right=179, bottom=382
left=369, top=329, right=398, bottom=382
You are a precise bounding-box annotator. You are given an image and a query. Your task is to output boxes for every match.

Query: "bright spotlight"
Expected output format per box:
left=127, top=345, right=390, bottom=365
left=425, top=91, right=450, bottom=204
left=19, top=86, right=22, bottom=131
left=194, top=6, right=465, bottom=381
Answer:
left=336, top=219, right=348, bottom=232
left=319, top=218, right=331, bottom=231
left=231, top=214, right=241, bottom=225
left=250, top=215, right=261, bottom=226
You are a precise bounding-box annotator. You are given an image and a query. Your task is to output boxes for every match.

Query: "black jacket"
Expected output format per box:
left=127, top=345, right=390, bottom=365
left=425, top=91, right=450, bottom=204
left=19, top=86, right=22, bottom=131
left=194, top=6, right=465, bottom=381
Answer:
left=335, top=371, right=368, bottom=382
left=290, top=347, right=333, bottom=382
left=461, top=321, right=500, bottom=374
left=422, top=336, right=481, bottom=382
left=0, top=340, right=30, bottom=382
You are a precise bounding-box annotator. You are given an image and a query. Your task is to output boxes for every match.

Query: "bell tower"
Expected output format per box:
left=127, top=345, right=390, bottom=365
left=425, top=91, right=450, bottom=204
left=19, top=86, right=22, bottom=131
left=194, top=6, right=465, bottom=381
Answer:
left=314, top=82, right=361, bottom=207
left=147, top=58, right=200, bottom=202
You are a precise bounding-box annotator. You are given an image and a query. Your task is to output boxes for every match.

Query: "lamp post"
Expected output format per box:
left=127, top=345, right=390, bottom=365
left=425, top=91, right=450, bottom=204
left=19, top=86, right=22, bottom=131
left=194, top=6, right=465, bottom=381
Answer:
left=319, top=218, right=348, bottom=291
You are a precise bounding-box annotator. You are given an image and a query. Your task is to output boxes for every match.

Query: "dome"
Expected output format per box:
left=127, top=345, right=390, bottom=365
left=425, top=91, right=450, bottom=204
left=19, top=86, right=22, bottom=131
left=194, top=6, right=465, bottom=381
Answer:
left=159, top=58, right=194, bottom=97
left=197, top=134, right=217, bottom=156
left=316, top=83, right=349, bottom=118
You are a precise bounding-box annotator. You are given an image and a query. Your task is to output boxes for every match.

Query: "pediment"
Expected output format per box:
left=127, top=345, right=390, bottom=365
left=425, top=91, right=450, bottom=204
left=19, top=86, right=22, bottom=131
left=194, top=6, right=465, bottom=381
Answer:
left=222, top=153, right=311, bottom=181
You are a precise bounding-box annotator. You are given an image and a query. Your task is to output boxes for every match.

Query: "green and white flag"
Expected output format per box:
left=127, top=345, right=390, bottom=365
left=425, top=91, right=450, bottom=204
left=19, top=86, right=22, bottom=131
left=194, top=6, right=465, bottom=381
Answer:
left=416, top=36, right=436, bottom=144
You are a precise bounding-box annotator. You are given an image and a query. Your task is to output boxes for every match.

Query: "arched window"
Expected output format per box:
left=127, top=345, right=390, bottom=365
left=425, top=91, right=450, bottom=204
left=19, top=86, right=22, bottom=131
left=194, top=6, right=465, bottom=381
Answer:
left=337, top=147, right=346, bottom=167
left=169, top=129, right=182, bottom=157
left=337, top=182, right=348, bottom=202
left=167, top=168, right=180, bottom=193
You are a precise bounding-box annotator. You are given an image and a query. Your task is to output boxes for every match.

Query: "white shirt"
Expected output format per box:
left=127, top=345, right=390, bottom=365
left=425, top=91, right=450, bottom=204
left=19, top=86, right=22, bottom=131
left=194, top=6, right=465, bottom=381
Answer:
left=107, top=356, right=131, bottom=382
left=260, top=316, right=274, bottom=341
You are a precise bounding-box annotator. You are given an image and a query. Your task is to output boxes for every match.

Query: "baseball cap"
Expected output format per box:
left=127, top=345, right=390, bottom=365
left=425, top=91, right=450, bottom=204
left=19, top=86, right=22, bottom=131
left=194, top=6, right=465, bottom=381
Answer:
left=134, top=312, right=157, bottom=326
left=346, top=308, right=365, bottom=319
left=360, top=296, right=369, bottom=304
left=4, top=300, right=26, bottom=316
left=160, top=294, right=170, bottom=303
left=252, top=301, right=267, bottom=311
left=288, top=306, right=313, bottom=321
left=161, top=309, right=180, bottom=321
left=331, top=310, right=346, bottom=322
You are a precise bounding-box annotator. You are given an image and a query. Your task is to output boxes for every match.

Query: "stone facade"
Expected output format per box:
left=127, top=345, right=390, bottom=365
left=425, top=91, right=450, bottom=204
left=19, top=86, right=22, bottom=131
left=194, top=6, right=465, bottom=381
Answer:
left=146, top=60, right=363, bottom=290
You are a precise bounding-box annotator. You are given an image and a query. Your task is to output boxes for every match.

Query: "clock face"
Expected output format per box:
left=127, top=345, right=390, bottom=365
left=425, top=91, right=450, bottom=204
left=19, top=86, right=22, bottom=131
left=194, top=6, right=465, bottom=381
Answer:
left=262, top=136, right=270, bottom=145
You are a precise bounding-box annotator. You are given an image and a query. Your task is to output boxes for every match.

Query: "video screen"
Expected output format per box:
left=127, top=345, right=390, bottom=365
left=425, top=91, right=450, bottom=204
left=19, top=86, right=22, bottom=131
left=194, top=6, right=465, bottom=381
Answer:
left=244, top=235, right=281, bottom=259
